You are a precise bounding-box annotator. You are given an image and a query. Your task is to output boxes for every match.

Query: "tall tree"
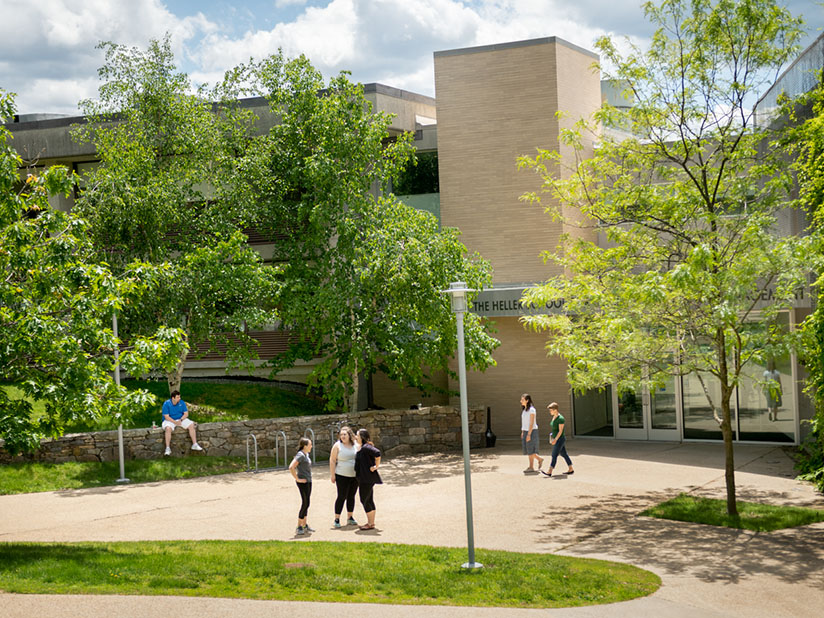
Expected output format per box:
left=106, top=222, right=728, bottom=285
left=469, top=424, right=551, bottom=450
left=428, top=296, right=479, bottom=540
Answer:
left=519, top=0, right=807, bottom=515
left=72, top=37, right=279, bottom=394
left=241, top=54, right=498, bottom=412
left=0, top=90, right=186, bottom=452
left=787, top=74, right=824, bottom=493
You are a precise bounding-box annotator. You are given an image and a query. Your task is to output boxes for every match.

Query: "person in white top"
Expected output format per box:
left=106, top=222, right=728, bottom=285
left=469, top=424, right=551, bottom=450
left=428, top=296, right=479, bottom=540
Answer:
left=329, top=425, right=360, bottom=528
left=520, top=393, right=543, bottom=474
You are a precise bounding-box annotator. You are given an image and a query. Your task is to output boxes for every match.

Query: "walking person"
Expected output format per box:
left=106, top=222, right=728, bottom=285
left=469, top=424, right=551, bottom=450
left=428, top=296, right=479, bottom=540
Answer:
left=520, top=394, right=543, bottom=474
left=289, top=437, right=314, bottom=535
left=329, top=426, right=360, bottom=528
left=354, top=428, right=382, bottom=530
left=542, top=402, right=574, bottom=477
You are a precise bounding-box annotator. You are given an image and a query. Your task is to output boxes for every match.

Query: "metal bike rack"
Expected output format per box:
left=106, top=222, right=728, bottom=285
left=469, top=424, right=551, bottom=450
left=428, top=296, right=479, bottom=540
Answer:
left=246, top=434, right=258, bottom=472
left=246, top=431, right=286, bottom=474
left=274, top=430, right=287, bottom=469
left=303, top=427, right=315, bottom=444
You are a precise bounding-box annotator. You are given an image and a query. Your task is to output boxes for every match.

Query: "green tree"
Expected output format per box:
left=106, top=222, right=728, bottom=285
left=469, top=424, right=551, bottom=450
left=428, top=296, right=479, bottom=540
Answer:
left=519, top=0, right=807, bottom=515
left=72, top=37, right=279, bottom=394
left=241, top=54, right=498, bottom=412
left=787, top=74, right=824, bottom=492
left=0, top=90, right=186, bottom=453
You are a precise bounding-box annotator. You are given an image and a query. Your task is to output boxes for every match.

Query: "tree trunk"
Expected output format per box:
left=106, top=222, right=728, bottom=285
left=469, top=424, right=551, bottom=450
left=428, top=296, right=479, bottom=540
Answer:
left=166, top=345, right=189, bottom=395
left=350, top=366, right=359, bottom=416
left=717, top=329, right=738, bottom=517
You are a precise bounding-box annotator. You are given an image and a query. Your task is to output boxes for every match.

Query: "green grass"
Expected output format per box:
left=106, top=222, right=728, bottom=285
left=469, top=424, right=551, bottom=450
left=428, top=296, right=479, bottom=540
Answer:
left=1, top=379, right=329, bottom=433
left=0, top=541, right=660, bottom=607
left=0, top=456, right=282, bottom=495
left=640, top=493, right=824, bottom=531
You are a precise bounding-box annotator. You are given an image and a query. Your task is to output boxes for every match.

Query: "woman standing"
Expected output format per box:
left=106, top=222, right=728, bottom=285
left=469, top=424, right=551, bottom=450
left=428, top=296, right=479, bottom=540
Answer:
left=289, top=437, right=314, bottom=535
left=354, top=428, right=382, bottom=530
left=329, top=426, right=360, bottom=528
left=520, top=394, right=543, bottom=474
left=542, top=402, right=574, bottom=477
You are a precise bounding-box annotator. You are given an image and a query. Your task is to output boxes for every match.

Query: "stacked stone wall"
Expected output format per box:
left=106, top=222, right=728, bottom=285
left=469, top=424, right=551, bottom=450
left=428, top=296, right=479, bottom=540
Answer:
left=0, top=406, right=485, bottom=464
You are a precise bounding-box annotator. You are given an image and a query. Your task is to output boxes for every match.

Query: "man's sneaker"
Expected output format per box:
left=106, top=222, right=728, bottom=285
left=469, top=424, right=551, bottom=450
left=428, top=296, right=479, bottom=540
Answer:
left=347, top=517, right=358, bottom=526
left=305, top=525, right=316, bottom=533
left=164, top=447, right=171, bottom=456
left=191, top=443, right=203, bottom=451
left=296, top=526, right=305, bottom=535
left=334, top=519, right=341, bottom=528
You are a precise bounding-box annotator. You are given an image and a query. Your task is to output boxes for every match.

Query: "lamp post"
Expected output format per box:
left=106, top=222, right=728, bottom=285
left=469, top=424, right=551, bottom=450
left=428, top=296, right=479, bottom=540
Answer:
left=444, top=281, right=482, bottom=570
left=113, top=313, right=130, bottom=484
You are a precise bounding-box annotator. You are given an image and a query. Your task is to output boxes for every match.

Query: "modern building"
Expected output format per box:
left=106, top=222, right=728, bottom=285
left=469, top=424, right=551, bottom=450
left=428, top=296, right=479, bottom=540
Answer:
left=6, top=35, right=819, bottom=445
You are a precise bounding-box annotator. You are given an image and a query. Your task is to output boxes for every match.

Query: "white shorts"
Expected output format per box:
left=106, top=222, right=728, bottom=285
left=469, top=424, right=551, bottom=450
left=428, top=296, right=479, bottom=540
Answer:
left=162, top=418, right=194, bottom=430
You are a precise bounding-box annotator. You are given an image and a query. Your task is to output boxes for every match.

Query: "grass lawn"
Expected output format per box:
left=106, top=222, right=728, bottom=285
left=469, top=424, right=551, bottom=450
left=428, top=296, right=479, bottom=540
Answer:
left=0, top=540, right=660, bottom=607
left=0, top=456, right=281, bottom=495
left=640, top=493, right=824, bottom=532
left=0, top=379, right=329, bottom=434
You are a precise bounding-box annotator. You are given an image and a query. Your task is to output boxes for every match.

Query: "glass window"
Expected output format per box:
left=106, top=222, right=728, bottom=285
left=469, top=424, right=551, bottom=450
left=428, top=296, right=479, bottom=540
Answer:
left=572, top=386, right=614, bottom=437
left=737, top=314, right=794, bottom=442
left=683, top=372, right=725, bottom=440
left=651, top=377, right=678, bottom=430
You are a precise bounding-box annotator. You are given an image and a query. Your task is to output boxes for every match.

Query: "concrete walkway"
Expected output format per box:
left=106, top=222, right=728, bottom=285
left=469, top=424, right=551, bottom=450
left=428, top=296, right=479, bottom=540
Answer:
left=1, top=440, right=822, bottom=617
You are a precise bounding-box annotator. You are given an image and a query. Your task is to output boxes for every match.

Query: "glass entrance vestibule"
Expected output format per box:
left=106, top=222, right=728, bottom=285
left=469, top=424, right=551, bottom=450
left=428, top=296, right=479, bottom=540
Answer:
left=571, top=358, right=799, bottom=444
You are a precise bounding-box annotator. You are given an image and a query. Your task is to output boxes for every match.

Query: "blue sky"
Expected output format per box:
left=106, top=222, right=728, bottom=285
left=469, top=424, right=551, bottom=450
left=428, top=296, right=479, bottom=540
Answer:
left=0, top=0, right=820, bottom=116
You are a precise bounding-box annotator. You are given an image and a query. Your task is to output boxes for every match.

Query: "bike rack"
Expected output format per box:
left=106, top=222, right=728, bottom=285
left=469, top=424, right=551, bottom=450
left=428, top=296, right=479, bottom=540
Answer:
left=274, top=430, right=287, bottom=469
left=246, top=431, right=287, bottom=474
left=303, top=427, right=315, bottom=445
left=246, top=434, right=258, bottom=472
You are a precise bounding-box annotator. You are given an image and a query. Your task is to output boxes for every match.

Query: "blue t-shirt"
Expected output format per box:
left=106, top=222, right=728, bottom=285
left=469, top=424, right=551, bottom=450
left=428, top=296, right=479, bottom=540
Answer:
left=162, top=398, right=187, bottom=421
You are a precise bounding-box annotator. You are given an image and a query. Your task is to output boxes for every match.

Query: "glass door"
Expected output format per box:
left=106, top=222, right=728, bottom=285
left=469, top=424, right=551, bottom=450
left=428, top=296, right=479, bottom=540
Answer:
left=613, top=377, right=681, bottom=441
left=614, top=385, right=647, bottom=439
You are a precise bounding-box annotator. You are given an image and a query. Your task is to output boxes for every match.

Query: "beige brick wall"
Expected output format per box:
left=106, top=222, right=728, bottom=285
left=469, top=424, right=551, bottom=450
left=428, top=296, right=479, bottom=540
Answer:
left=448, top=317, right=570, bottom=438
left=435, top=38, right=600, bottom=284
left=371, top=367, right=449, bottom=410
left=434, top=39, right=601, bottom=437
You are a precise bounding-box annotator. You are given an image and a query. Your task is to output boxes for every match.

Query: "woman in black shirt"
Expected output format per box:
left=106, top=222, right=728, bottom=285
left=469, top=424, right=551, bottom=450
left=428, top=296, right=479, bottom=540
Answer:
left=354, top=428, right=382, bottom=530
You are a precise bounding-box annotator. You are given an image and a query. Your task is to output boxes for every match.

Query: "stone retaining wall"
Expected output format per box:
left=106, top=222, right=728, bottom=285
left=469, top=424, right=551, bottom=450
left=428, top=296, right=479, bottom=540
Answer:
left=0, top=406, right=485, bottom=464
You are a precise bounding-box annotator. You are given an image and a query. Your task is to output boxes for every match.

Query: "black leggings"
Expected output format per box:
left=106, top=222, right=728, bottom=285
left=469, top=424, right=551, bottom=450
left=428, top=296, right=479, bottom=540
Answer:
left=359, top=482, right=376, bottom=512
left=334, top=474, right=359, bottom=515
left=296, top=481, right=312, bottom=519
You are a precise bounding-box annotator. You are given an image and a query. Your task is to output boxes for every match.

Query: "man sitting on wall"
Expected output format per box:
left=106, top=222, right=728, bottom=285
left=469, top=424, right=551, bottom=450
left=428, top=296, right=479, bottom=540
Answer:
left=162, top=390, right=203, bottom=456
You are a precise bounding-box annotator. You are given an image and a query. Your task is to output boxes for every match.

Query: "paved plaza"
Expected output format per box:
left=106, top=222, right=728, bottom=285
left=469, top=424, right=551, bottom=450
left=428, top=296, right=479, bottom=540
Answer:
left=1, top=439, right=822, bottom=617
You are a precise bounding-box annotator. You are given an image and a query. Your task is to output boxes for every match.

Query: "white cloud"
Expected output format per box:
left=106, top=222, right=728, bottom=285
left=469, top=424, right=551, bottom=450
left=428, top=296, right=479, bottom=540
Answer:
left=1, top=0, right=818, bottom=115
left=0, top=0, right=216, bottom=114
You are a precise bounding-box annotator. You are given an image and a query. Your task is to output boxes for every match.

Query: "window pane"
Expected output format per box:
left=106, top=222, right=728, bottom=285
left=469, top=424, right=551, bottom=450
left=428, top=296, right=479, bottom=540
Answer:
left=683, top=372, right=724, bottom=440
left=572, top=386, right=614, bottom=437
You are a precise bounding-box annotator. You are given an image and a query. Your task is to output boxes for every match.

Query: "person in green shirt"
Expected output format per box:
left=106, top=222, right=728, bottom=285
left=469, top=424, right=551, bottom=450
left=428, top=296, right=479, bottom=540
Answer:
left=541, top=402, right=574, bottom=477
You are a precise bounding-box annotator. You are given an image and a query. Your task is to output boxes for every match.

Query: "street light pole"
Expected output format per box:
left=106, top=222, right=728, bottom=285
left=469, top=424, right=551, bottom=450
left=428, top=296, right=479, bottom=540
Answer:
left=113, top=312, right=130, bottom=484
left=445, top=282, right=482, bottom=570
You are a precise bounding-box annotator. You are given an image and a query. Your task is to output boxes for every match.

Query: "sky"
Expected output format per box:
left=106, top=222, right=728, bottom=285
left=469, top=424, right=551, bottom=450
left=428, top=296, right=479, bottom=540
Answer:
left=0, top=0, right=820, bottom=116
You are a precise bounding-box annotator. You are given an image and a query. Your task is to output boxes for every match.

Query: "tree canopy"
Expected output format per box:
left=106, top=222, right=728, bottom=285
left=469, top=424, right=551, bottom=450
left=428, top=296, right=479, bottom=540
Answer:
left=72, top=37, right=279, bottom=394
left=0, top=90, right=186, bottom=453
left=239, top=53, right=498, bottom=412
left=519, top=0, right=808, bottom=515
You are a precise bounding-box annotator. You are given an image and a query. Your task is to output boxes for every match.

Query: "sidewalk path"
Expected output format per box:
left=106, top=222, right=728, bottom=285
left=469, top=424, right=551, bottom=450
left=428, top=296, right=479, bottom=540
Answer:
left=1, top=440, right=822, bottom=617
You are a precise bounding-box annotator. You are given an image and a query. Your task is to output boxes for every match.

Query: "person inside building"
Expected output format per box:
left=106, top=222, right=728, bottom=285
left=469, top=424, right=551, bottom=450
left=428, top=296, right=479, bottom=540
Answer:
left=161, top=390, right=203, bottom=456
